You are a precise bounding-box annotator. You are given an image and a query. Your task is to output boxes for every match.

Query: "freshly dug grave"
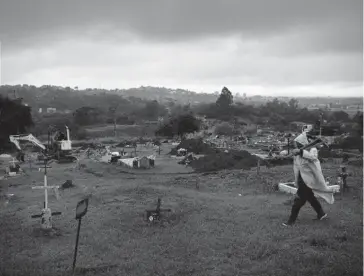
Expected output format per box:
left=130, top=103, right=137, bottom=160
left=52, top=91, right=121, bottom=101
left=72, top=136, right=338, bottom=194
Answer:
left=170, top=138, right=219, bottom=155
left=189, top=150, right=259, bottom=172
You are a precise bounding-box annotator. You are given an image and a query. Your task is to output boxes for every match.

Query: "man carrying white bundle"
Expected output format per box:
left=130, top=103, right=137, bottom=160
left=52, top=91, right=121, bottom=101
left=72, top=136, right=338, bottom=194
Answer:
left=282, top=132, right=335, bottom=226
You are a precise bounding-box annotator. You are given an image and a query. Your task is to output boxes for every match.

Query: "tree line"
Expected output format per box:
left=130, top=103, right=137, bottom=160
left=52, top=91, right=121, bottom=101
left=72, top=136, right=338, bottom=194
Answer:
left=0, top=86, right=362, bottom=152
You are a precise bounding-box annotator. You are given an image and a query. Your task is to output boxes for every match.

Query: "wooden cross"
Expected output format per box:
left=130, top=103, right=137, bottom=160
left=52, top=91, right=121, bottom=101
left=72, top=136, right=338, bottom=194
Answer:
left=9, top=158, right=18, bottom=167
left=32, top=175, right=60, bottom=208
left=31, top=163, right=61, bottom=229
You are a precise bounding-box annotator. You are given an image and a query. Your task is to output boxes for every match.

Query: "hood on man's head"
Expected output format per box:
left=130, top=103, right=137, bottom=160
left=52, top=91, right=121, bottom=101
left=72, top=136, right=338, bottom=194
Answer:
left=294, top=132, right=309, bottom=146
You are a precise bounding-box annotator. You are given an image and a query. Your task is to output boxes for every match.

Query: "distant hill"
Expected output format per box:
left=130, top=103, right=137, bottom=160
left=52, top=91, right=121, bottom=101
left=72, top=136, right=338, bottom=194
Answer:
left=0, top=85, right=221, bottom=111
left=0, top=84, right=361, bottom=113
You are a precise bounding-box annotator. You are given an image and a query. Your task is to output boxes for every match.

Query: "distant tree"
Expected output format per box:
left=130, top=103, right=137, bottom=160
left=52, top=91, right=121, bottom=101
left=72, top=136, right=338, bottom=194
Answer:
left=331, top=111, right=350, bottom=122
left=155, top=114, right=200, bottom=139
left=0, top=96, right=34, bottom=151
left=288, top=98, right=299, bottom=110
left=73, top=106, right=104, bottom=126
left=215, top=122, right=234, bottom=136
left=216, top=87, right=233, bottom=109
left=264, top=98, right=281, bottom=113
left=155, top=123, right=175, bottom=138
left=352, top=112, right=363, bottom=136
left=134, top=100, right=168, bottom=120
left=144, top=100, right=160, bottom=119
left=176, top=114, right=200, bottom=139
left=153, top=139, right=161, bottom=146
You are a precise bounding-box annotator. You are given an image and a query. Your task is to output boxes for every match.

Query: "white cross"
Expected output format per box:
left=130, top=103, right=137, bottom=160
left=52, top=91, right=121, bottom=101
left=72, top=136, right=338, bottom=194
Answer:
left=32, top=173, right=59, bottom=208
left=9, top=158, right=18, bottom=167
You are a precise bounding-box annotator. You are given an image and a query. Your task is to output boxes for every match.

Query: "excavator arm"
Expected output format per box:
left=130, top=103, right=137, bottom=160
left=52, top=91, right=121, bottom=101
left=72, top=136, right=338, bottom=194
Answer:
left=9, top=134, right=46, bottom=151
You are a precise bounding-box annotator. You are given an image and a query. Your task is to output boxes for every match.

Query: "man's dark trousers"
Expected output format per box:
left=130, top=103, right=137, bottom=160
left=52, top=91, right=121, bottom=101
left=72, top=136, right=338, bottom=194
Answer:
left=288, top=172, right=325, bottom=224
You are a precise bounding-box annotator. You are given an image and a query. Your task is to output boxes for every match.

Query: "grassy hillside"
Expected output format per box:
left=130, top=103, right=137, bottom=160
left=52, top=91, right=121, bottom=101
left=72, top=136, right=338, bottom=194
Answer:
left=0, top=158, right=362, bottom=276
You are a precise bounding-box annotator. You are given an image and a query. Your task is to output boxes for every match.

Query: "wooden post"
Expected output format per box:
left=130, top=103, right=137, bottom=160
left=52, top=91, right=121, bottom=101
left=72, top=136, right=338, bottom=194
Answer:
left=72, top=198, right=89, bottom=273
left=73, top=218, right=82, bottom=273
left=114, top=117, right=117, bottom=137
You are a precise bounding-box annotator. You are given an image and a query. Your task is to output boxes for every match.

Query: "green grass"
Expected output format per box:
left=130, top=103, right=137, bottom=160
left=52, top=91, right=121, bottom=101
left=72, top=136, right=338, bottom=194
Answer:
left=0, top=157, right=362, bottom=276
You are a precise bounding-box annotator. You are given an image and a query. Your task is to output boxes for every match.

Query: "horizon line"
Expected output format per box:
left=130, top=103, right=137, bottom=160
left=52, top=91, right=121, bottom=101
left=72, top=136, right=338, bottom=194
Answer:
left=0, top=83, right=362, bottom=99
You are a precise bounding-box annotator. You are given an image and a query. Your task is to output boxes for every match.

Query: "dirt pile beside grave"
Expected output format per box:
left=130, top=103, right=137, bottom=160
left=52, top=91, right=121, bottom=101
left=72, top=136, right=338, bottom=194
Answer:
left=73, top=142, right=106, bottom=150
left=116, top=140, right=136, bottom=147
left=261, top=156, right=293, bottom=167
left=189, top=150, right=259, bottom=172
left=170, top=138, right=218, bottom=155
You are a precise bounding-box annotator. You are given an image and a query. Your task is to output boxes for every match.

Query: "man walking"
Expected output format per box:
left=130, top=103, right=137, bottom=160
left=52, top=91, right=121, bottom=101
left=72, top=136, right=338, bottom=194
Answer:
left=283, top=132, right=335, bottom=226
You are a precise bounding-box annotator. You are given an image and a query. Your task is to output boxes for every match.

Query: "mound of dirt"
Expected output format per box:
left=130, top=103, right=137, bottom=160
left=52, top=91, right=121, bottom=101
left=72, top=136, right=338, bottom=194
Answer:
left=189, top=150, right=259, bottom=172
left=261, top=156, right=293, bottom=167
left=170, top=138, right=218, bottom=155
left=116, top=140, right=137, bottom=147
left=319, top=148, right=342, bottom=158
left=60, top=180, right=75, bottom=189
left=76, top=142, right=105, bottom=150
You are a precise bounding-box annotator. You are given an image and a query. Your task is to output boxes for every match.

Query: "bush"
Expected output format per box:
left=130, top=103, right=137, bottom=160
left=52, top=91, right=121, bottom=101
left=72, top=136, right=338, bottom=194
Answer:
left=215, top=122, right=234, bottom=136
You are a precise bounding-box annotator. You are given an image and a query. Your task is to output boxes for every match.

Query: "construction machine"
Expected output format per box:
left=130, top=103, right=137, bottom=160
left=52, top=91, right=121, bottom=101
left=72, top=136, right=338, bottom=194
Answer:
left=47, top=125, right=77, bottom=163
left=9, top=134, right=47, bottom=160
left=9, top=126, right=77, bottom=163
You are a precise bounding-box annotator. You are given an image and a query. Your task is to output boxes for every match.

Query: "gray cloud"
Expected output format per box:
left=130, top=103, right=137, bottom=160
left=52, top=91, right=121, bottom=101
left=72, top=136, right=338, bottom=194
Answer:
left=0, top=0, right=362, bottom=96
left=0, top=0, right=362, bottom=53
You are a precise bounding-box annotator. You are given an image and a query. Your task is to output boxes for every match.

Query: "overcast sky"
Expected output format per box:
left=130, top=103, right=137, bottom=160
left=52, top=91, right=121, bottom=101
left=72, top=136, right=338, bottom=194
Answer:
left=0, top=0, right=362, bottom=97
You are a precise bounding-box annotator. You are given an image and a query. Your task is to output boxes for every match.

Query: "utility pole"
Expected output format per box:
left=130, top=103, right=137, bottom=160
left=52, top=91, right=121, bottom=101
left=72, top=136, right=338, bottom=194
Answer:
left=110, top=104, right=119, bottom=138
left=319, top=113, right=323, bottom=138
left=114, top=116, right=117, bottom=137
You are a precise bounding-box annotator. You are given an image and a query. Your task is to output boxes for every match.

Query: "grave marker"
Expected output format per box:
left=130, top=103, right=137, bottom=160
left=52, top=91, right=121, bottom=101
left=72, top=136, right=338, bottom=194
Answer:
left=31, top=159, right=61, bottom=229
left=146, top=198, right=171, bottom=222
left=72, top=198, right=89, bottom=273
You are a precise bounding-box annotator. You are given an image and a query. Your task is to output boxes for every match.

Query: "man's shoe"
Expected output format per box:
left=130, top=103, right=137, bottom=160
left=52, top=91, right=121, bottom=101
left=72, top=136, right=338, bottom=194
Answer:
left=318, top=213, right=327, bottom=220
left=282, top=221, right=294, bottom=227
left=314, top=213, right=328, bottom=221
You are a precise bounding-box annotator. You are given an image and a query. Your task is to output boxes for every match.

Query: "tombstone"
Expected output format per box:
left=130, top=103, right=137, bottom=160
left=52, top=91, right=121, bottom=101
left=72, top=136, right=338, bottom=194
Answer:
left=138, top=156, right=150, bottom=169
left=338, top=165, right=349, bottom=192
